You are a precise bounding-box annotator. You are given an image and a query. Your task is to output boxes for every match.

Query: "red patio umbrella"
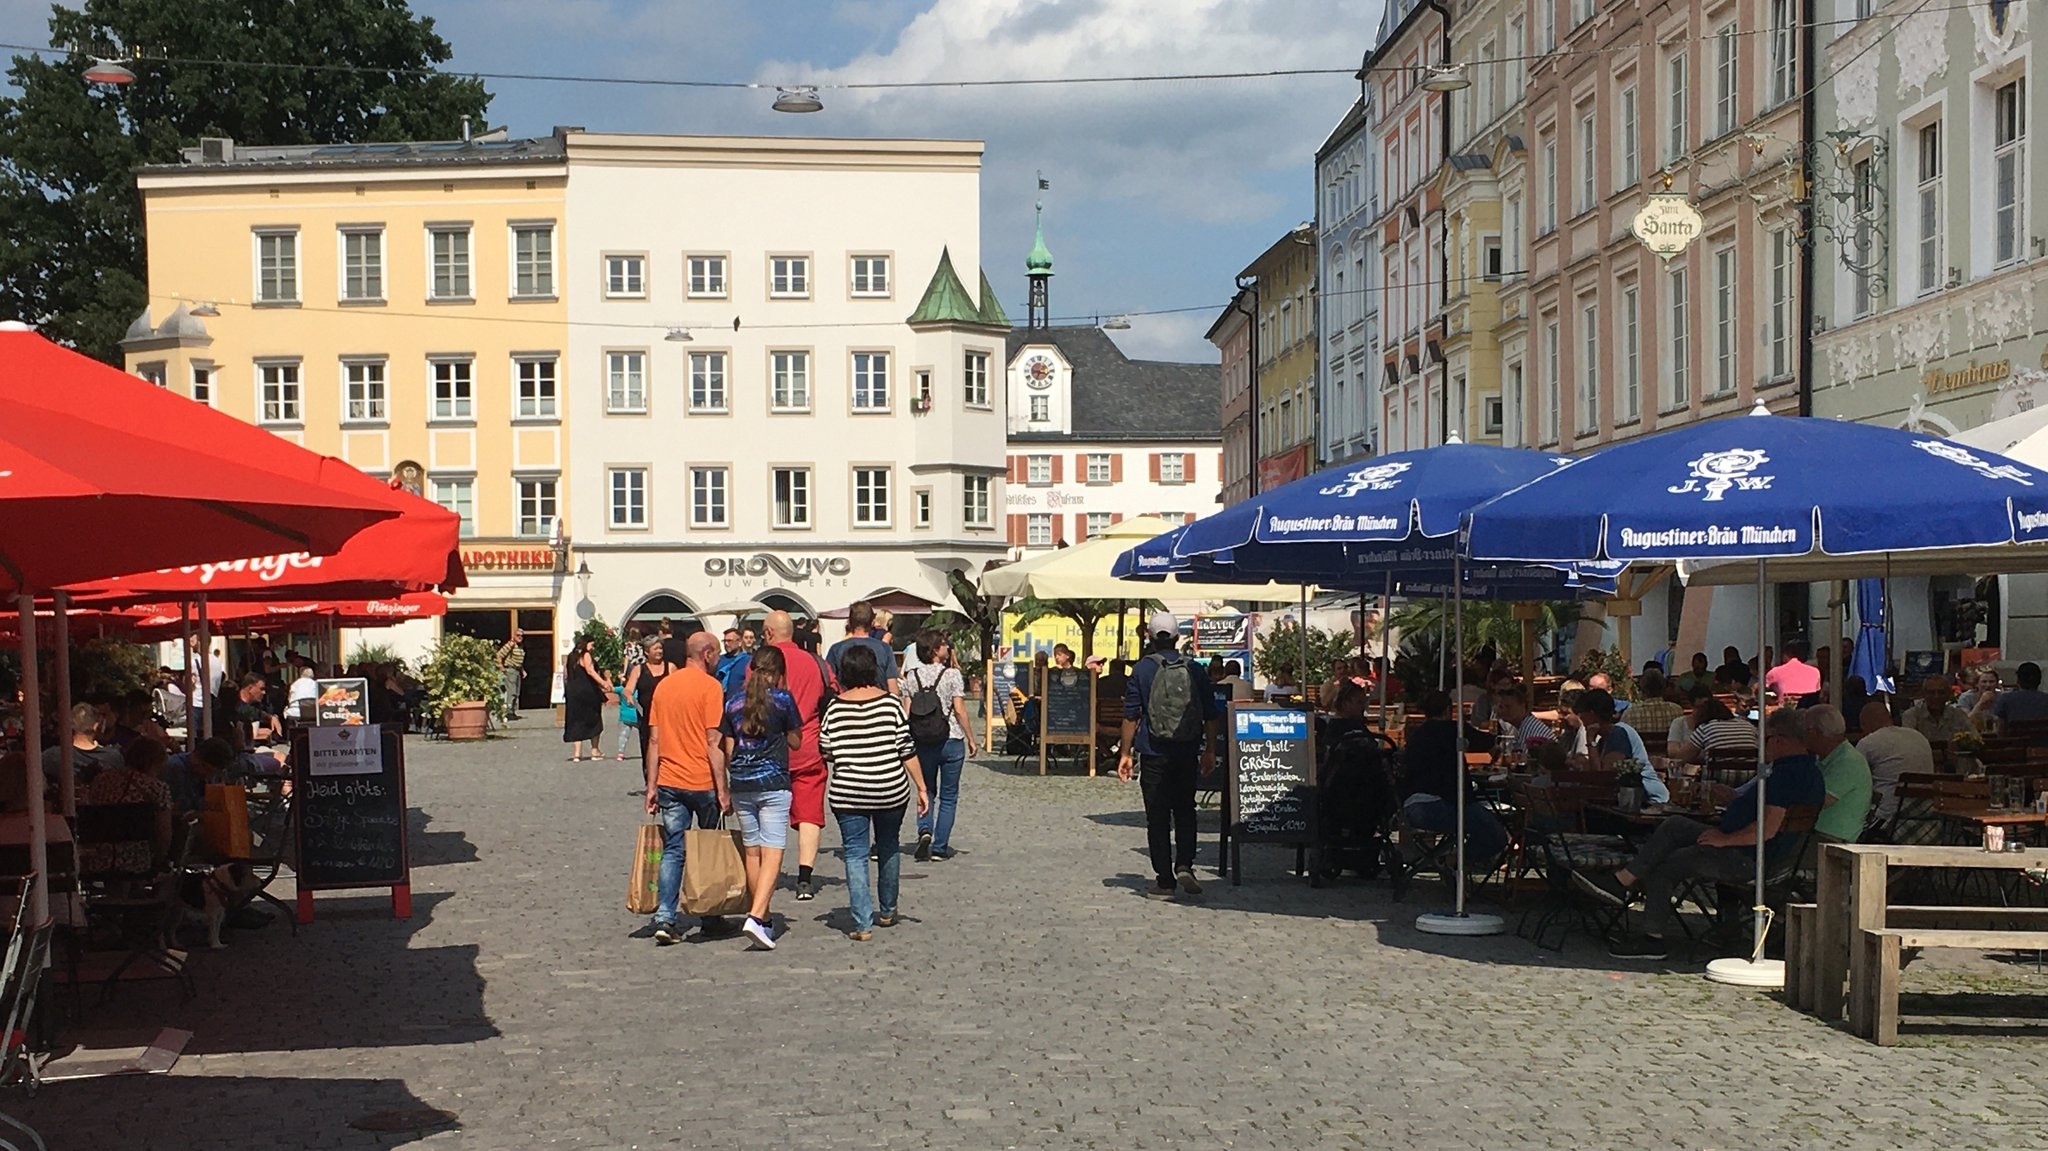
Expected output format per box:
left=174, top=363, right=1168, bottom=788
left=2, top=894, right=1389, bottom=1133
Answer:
left=130, top=592, right=447, bottom=637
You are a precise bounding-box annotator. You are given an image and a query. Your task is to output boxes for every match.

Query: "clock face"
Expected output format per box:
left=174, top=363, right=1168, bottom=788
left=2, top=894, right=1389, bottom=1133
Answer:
left=1024, top=354, right=1057, bottom=390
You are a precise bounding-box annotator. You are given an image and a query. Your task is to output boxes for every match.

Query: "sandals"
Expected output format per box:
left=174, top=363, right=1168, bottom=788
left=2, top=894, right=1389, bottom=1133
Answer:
left=874, top=913, right=898, bottom=928
left=848, top=930, right=873, bottom=942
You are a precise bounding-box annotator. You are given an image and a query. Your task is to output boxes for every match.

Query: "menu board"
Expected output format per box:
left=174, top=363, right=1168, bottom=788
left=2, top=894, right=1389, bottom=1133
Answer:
left=293, top=725, right=409, bottom=891
left=313, top=677, right=370, bottom=726
left=1193, top=615, right=1251, bottom=653
left=1041, top=668, right=1095, bottom=739
left=1228, top=705, right=1316, bottom=843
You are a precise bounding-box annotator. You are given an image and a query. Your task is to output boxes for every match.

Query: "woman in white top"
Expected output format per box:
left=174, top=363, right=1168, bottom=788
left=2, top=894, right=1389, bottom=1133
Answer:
left=903, top=630, right=977, bottom=863
left=288, top=667, right=320, bottom=711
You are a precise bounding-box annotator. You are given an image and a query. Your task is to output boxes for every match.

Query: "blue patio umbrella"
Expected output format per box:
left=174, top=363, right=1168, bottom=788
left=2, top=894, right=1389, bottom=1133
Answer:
left=1464, top=403, right=2048, bottom=982
left=1847, top=578, right=1894, bottom=696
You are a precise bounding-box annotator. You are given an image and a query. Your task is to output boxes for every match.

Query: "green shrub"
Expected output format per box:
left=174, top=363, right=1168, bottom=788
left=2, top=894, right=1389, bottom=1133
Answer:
left=416, top=633, right=507, bottom=722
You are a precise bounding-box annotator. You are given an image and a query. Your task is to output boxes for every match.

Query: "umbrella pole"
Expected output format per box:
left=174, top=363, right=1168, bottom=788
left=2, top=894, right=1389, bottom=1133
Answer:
left=198, top=595, right=212, bottom=747
left=1752, top=557, right=1768, bottom=961
left=53, top=592, right=73, bottom=821
left=1453, top=559, right=1467, bottom=917
left=1298, top=584, right=1309, bottom=702
left=1379, top=571, right=1392, bottom=722
left=180, top=600, right=194, bottom=753
left=15, top=596, right=47, bottom=927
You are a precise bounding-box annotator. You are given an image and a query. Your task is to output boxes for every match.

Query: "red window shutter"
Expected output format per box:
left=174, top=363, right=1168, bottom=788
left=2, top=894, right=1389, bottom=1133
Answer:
left=1184, top=512, right=1197, bottom=526
left=1149, top=453, right=1161, bottom=482
left=1007, top=514, right=1025, bottom=545
left=1051, top=454, right=1064, bottom=483
left=1111, top=512, right=1124, bottom=524
left=1007, top=456, right=1021, bottom=484
left=1075, top=513, right=1089, bottom=541
left=1075, top=453, right=1088, bottom=480
left=1183, top=452, right=1197, bottom=480
left=1111, top=455, right=1124, bottom=482
left=1216, top=451, right=1224, bottom=477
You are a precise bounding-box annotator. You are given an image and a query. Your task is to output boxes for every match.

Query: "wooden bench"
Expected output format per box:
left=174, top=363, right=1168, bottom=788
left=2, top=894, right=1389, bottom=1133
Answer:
left=1855, top=926, right=2048, bottom=1045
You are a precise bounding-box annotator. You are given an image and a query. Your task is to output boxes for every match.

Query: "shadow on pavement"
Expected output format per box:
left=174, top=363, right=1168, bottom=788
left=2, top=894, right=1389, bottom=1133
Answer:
left=13, top=1073, right=454, bottom=1150
left=406, top=808, right=479, bottom=867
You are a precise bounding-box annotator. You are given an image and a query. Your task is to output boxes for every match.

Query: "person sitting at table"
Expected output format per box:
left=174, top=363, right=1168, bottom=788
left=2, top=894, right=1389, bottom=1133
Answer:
left=42, top=702, right=124, bottom=792
left=1805, top=703, right=1872, bottom=845
left=1585, top=673, right=1628, bottom=717
left=1902, top=674, right=1975, bottom=748
left=1014, top=651, right=1052, bottom=734
left=1714, top=645, right=1754, bottom=690
left=1992, top=661, right=2048, bottom=740
left=1673, top=652, right=1715, bottom=698
left=79, top=737, right=176, bottom=879
left=1491, top=682, right=1556, bottom=758
left=1857, top=702, right=1932, bottom=826
left=1263, top=664, right=1299, bottom=702
left=1762, top=641, right=1824, bottom=707
left=164, top=737, right=237, bottom=816
left=1956, top=666, right=2000, bottom=714
left=1557, top=678, right=1589, bottom=756
left=1625, top=670, right=1683, bottom=741
left=1398, top=691, right=1507, bottom=884
left=288, top=666, right=320, bottom=716
left=112, top=689, right=173, bottom=753
left=1580, top=707, right=1827, bottom=961
left=1571, top=688, right=1670, bottom=803
left=1212, top=659, right=1254, bottom=701
left=1673, top=695, right=1756, bottom=767
left=1840, top=675, right=1873, bottom=735
left=1318, top=684, right=1397, bottom=877
left=1052, top=644, right=1076, bottom=670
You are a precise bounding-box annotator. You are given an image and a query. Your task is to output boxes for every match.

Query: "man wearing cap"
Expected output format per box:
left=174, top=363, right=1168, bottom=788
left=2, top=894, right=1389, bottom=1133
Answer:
left=1117, top=611, right=1223, bottom=900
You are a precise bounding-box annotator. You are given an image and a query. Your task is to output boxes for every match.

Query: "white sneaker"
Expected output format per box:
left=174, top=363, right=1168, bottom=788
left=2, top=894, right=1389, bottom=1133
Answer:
left=742, top=916, right=777, bottom=951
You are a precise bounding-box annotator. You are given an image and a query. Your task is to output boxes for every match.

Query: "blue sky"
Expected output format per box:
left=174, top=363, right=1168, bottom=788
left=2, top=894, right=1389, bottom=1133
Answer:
left=9, top=0, right=1385, bottom=360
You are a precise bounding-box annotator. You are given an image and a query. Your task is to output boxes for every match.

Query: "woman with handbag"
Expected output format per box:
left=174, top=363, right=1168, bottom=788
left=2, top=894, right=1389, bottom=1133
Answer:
left=719, top=645, right=802, bottom=951
left=819, top=644, right=929, bottom=941
left=563, top=635, right=614, bottom=762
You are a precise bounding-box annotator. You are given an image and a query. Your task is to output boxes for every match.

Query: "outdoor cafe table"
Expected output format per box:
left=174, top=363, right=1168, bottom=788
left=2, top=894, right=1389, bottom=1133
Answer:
left=1809, top=842, right=2047, bottom=1023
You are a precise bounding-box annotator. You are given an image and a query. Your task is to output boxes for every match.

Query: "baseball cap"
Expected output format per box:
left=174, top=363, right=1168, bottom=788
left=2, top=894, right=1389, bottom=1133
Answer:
left=1147, top=609, right=1178, bottom=637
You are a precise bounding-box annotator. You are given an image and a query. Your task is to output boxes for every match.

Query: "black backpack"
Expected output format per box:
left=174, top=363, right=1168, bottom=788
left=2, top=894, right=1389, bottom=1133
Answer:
left=906, top=666, right=950, bottom=747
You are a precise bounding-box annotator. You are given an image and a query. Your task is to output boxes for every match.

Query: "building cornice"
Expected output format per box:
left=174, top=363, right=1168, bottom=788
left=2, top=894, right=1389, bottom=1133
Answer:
left=564, top=133, right=983, bottom=172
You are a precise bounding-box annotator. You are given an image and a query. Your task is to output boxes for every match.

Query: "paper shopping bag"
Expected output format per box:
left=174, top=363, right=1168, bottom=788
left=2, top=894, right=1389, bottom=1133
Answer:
left=678, top=826, right=749, bottom=917
left=200, top=783, right=252, bottom=858
left=626, top=822, right=663, bottom=915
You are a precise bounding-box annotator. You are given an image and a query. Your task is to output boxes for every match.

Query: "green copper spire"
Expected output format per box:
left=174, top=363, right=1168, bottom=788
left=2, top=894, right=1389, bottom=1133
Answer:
left=1025, top=199, right=1054, bottom=276
left=907, top=247, right=984, bottom=325
left=975, top=269, right=1011, bottom=328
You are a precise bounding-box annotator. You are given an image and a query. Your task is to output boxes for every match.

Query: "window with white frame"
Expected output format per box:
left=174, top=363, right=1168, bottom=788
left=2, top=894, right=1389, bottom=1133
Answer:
left=964, top=350, right=991, bottom=406
left=771, top=350, right=810, bottom=411
left=1026, top=514, right=1054, bottom=547
left=343, top=358, right=387, bottom=422
left=770, top=255, right=810, bottom=297
left=1578, top=108, right=1597, bottom=212
left=1505, top=193, right=1523, bottom=271
left=1571, top=0, right=1592, bottom=26
left=852, top=351, right=890, bottom=410
left=1996, top=78, right=2027, bottom=267
left=1712, top=244, right=1736, bottom=393
left=1543, top=319, right=1560, bottom=442
left=606, top=350, right=647, bottom=413
left=136, top=362, right=165, bottom=387
left=691, top=466, right=728, bottom=527
left=1539, top=0, right=1555, bottom=49
left=1578, top=300, right=1599, bottom=433
left=190, top=362, right=214, bottom=406
left=1542, top=139, right=1558, bottom=230
left=963, top=475, right=992, bottom=527
left=608, top=467, right=648, bottom=529
left=1086, top=511, right=1113, bottom=537
left=1026, top=454, right=1052, bottom=485
left=428, top=225, right=471, bottom=299
left=1713, top=25, right=1737, bottom=136
left=1085, top=453, right=1112, bottom=483
left=915, top=368, right=933, bottom=405
left=255, top=229, right=298, bottom=303
left=258, top=360, right=301, bottom=423
left=853, top=467, right=891, bottom=526
left=689, top=351, right=727, bottom=411
left=1768, top=229, right=1794, bottom=378
left=1029, top=395, right=1050, bottom=422
left=1918, top=120, right=1944, bottom=294
left=515, top=355, right=558, bottom=419
left=432, top=358, right=474, bottom=420
left=1667, top=263, right=1690, bottom=409
left=604, top=254, right=645, bottom=298
left=1505, top=362, right=1525, bottom=447
left=850, top=255, right=890, bottom=296
left=512, top=223, right=554, bottom=298
left=915, top=489, right=932, bottom=527
left=1619, top=85, right=1639, bottom=189
left=516, top=477, right=557, bottom=537
left=431, top=477, right=475, bottom=537
left=772, top=467, right=811, bottom=528
left=1507, top=15, right=1525, bottom=93
left=1160, top=453, right=1187, bottom=484
left=340, top=227, right=382, bottom=301
left=1856, top=0, right=1876, bottom=16
left=1621, top=284, right=1640, bottom=420
left=1477, top=40, right=1496, bottom=125
left=1768, top=0, right=1797, bottom=106
left=1667, top=51, right=1688, bottom=162
left=687, top=254, right=727, bottom=298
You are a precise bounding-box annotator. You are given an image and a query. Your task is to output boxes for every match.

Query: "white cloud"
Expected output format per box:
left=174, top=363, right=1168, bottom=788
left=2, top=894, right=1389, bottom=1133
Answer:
left=1108, top=311, right=1219, bottom=363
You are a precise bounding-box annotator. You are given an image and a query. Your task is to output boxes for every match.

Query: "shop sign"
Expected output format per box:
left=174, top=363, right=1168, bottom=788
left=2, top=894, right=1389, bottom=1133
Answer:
left=1005, top=488, right=1089, bottom=509
left=1924, top=358, right=2012, bottom=396
left=1631, top=194, right=1705, bottom=261
left=702, top=554, right=853, bottom=583
left=460, top=547, right=558, bottom=572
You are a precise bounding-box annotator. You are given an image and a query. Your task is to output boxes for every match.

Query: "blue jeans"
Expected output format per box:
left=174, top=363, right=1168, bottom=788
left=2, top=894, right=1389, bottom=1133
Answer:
left=1402, top=796, right=1509, bottom=874
left=915, top=738, right=965, bottom=851
left=615, top=721, right=638, bottom=757
left=654, top=786, right=722, bottom=927
left=835, top=806, right=905, bottom=932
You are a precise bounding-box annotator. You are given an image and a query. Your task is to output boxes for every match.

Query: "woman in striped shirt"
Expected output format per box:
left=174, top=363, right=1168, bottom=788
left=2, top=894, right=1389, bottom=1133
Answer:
left=820, top=644, right=929, bottom=941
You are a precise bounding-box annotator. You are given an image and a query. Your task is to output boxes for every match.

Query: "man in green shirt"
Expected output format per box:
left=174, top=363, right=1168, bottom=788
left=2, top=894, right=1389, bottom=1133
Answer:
left=1805, top=703, right=1872, bottom=843
left=1672, top=652, right=1715, bottom=698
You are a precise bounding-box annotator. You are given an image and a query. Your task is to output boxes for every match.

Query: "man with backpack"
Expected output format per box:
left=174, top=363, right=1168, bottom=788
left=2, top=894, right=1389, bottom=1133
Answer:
left=1117, top=611, right=1223, bottom=900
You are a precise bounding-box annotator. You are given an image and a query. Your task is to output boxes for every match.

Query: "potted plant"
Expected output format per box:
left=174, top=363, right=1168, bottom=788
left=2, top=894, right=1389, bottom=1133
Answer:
left=416, top=633, right=505, bottom=740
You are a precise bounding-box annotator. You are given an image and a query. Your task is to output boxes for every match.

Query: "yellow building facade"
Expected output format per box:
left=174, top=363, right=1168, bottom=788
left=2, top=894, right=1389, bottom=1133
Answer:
left=120, top=134, right=571, bottom=684
left=1240, top=231, right=1318, bottom=490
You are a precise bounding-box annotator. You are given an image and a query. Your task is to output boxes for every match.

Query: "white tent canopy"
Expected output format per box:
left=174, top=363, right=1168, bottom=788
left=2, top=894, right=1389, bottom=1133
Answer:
left=977, top=516, right=1311, bottom=602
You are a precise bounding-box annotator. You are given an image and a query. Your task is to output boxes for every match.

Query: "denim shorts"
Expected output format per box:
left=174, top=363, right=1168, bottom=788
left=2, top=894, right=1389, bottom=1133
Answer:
left=733, top=788, right=792, bottom=849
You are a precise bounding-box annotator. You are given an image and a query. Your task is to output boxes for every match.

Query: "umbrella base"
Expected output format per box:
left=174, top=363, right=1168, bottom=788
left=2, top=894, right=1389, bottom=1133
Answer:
left=1704, top=956, right=1785, bottom=988
left=1415, top=911, right=1505, bottom=936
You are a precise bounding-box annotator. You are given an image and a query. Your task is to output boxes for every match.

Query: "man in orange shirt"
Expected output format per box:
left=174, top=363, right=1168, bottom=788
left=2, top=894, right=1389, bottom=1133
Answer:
left=644, top=631, right=732, bottom=944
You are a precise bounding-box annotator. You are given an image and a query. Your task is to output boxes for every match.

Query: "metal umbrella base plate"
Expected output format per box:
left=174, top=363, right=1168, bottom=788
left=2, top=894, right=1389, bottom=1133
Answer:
left=1415, top=911, right=1506, bottom=936
left=1704, top=957, right=1786, bottom=988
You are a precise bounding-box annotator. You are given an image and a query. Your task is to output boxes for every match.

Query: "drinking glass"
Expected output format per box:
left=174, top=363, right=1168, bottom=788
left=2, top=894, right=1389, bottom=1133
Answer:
left=1990, top=775, right=2009, bottom=810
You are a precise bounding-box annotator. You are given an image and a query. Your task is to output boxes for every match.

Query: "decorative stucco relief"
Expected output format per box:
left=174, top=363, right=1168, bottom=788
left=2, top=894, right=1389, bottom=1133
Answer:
left=1893, top=308, right=1951, bottom=368
left=1834, top=50, right=1879, bottom=132
left=1974, top=0, right=2028, bottom=64
left=1895, top=9, right=1950, bottom=98
left=1969, top=288, right=2035, bottom=347
left=1827, top=332, right=1883, bottom=386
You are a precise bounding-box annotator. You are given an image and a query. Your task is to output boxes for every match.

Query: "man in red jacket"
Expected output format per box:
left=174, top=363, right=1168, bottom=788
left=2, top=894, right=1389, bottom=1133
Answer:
left=762, top=610, right=835, bottom=900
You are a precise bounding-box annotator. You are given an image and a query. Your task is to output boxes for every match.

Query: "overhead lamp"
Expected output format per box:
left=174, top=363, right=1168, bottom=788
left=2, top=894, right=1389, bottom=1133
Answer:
left=189, top=301, right=221, bottom=317
left=1099, top=315, right=1132, bottom=330
left=1420, top=65, right=1471, bottom=93
left=574, top=559, right=593, bottom=599
left=83, top=57, right=134, bottom=85
left=772, top=86, right=823, bottom=114
left=665, top=326, right=694, bottom=342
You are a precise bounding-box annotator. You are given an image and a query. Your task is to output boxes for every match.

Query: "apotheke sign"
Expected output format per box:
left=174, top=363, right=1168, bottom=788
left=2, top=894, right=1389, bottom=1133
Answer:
left=703, top=554, right=853, bottom=582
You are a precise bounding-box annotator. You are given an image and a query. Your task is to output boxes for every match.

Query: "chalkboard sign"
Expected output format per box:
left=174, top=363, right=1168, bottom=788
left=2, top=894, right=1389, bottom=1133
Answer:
left=1037, top=667, right=1097, bottom=774
left=292, top=726, right=410, bottom=898
left=1227, top=704, right=1316, bottom=843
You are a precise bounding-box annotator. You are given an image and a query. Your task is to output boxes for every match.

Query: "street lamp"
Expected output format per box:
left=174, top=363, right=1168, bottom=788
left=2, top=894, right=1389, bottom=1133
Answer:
left=1419, top=65, right=1471, bottom=92
left=1098, top=315, right=1132, bottom=330
left=772, top=86, right=823, bottom=113
left=189, top=302, right=221, bottom=318
left=82, top=57, right=134, bottom=85
left=574, top=559, right=592, bottom=601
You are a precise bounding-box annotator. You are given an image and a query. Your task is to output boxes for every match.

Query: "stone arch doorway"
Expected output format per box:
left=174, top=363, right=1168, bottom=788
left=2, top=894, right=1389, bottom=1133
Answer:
left=625, top=592, right=702, bottom=639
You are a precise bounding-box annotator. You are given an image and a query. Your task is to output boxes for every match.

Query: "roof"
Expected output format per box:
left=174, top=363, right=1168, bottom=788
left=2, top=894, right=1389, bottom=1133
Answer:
left=1203, top=288, right=1254, bottom=343
left=1006, top=325, right=1220, bottom=441
left=1238, top=228, right=1317, bottom=280
left=142, top=132, right=567, bottom=174
left=1316, top=97, right=1370, bottom=162
left=907, top=248, right=1008, bottom=329
left=1026, top=202, right=1055, bottom=274
left=1449, top=154, right=1492, bottom=171
left=976, top=270, right=1011, bottom=327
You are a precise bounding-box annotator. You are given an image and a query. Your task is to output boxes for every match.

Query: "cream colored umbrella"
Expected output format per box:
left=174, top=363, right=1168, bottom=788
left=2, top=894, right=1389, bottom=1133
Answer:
left=976, top=516, right=1310, bottom=601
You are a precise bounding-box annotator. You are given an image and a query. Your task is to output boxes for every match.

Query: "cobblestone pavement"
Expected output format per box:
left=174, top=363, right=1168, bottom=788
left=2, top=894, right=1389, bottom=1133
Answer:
left=19, top=714, right=2048, bottom=1149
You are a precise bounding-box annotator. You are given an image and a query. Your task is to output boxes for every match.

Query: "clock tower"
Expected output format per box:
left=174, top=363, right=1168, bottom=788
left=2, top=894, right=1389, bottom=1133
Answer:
left=1026, top=198, right=1054, bottom=331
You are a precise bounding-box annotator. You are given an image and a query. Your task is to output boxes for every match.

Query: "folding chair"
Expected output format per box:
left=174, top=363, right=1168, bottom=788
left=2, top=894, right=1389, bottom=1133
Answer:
left=202, top=787, right=298, bottom=939
left=1516, top=785, right=1632, bottom=951
left=89, top=813, right=200, bottom=1003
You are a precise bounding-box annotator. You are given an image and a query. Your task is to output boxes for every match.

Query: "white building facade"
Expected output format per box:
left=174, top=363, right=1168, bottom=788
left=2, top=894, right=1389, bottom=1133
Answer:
left=559, top=133, right=1010, bottom=631
left=1317, top=96, right=1380, bottom=465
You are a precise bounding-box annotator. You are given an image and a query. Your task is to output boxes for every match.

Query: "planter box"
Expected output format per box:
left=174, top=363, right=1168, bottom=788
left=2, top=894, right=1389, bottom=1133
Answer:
left=444, top=700, right=489, bottom=740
